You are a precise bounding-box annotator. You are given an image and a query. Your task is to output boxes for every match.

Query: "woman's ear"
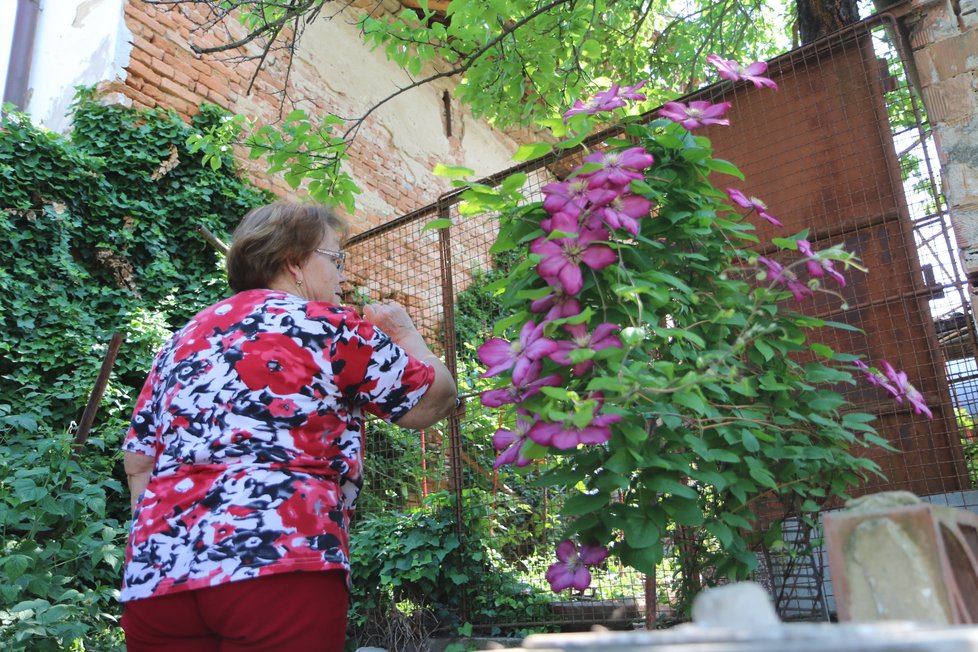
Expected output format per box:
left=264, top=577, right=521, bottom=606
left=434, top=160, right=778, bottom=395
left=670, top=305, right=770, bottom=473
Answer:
left=284, top=258, right=304, bottom=278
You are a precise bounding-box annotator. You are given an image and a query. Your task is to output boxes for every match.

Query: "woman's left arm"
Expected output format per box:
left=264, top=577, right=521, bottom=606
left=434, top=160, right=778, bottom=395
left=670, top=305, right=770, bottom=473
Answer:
left=124, top=451, right=155, bottom=514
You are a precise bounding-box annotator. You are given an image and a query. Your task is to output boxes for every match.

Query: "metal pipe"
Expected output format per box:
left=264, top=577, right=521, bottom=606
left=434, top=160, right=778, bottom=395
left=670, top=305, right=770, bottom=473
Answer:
left=3, top=0, right=41, bottom=110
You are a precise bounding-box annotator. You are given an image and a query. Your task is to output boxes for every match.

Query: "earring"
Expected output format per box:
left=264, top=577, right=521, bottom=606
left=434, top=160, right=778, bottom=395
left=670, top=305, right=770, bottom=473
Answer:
left=296, top=279, right=303, bottom=288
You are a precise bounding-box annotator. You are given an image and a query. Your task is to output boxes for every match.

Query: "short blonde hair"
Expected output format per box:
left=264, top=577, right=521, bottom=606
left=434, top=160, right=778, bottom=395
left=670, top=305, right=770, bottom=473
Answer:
left=226, top=202, right=347, bottom=292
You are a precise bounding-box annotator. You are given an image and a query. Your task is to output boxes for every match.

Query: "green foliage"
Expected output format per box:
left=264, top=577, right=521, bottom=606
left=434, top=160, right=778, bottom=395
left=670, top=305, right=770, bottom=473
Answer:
left=0, top=423, right=126, bottom=651
left=349, top=489, right=552, bottom=647
left=358, top=0, right=786, bottom=127
left=0, top=94, right=269, bottom=648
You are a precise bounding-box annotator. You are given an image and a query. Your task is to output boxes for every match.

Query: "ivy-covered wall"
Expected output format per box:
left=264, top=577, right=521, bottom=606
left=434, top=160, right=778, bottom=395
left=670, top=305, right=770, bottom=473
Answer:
left=0, top=93, right=270, bottom=650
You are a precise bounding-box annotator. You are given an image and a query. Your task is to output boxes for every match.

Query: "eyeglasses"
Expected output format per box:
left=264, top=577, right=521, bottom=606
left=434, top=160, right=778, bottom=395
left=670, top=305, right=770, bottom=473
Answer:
left=314, top=248, right=346, bottom=273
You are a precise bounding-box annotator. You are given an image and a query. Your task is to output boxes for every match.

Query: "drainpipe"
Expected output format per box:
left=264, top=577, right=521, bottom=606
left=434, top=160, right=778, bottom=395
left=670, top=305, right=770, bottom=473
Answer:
left=3, top=0, right=41, bottom=110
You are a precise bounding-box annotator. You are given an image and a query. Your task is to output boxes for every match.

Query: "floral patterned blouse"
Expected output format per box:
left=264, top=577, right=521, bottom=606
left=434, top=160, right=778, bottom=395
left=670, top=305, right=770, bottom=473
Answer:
left=120, top=289, right=434, bottom=602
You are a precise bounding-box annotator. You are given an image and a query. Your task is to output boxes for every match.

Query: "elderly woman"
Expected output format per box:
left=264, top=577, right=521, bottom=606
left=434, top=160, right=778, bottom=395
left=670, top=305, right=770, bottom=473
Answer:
left=119, top=202, right=457, bottom=651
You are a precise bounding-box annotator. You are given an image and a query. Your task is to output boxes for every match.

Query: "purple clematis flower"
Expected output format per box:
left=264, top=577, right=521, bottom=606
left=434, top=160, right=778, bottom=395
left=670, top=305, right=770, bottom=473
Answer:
left=620, top=80, right=648, bottom=101
left=550, top=323, right=623, bottom=376
left=477, top=320, right=558, bottom=384
left=707, top=54, right=779, bottom=90
left=796, top=239, right=846, bottom=287
left=880, top=360, right=934, bottom=419
left=727, top=188, right=783, bottom=227
left=659, top=100, right=732, bottom=130
left=481, top=362, right=562, bottom=407
left=493, top=412, right=536, bottom=469
left=590, top=190, right=654, bottom=236
left=563, top=85, right=627, bottom=119
left=528, top=412, right=621, bottom=450
left=531, top=226, right=617, bottom=295
left=757, top=256, right=811, bottom=302
left=530, top=289, right=583, bottom=322
left=853, top=360, right=900, bottom=398
left=542, top=179, right=591, bottom=218
left=579, top=147, right=655, bottom=189
left=546, top=539, right=610, bottom=592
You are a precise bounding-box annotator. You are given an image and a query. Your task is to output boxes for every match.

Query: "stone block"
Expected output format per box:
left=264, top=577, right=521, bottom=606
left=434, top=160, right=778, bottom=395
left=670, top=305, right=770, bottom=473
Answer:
left=920, top=75, right=978, bottom=124
left=823, top=492, right=978, bottom=625
left=944, top=161, right=978, bottom=207
left=690, top=582, right=780, bottom=629
left=913, top=48, right=938, bottom=86
left=925, top=31, right=978, bottom=82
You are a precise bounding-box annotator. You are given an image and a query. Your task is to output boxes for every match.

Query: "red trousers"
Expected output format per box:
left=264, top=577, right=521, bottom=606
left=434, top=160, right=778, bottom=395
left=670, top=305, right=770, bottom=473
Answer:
left=121, top=571, right=348, bottom=652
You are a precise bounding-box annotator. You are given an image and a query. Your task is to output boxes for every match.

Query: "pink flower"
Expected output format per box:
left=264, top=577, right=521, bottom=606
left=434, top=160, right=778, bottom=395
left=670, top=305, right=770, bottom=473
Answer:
left=880, top=361, right=934, bottom=419
left=659, top=100, right=732, bottom=130
left=481, top=362, right=562, bottom=407
left=580, top=147, right=655, bottom=188
left=530, top=290, right=582, bottom=322
left=528, top=412, right=621, bottom=450
left=493, top=412, right=536, bottom=469
left=550, top=323, right=622, bottom=376
left=590, top=190, right=654, bottom=236
left=707, top=54, right=778, bottom=90
left=531, top=227, right=617, bottom=295
left=727, top=188, right=783, bottom=227
left=477, top=321, right=558, bottom=384
left=563, top=85, right=627, bottom=119
left=545, top=539, right=610, bottom=592
left=757, top=256, right=811, bottom=302
left=542, top=179, right=591, bottom=218
left=796, top=239, right=846, bottom=287
left=853, top=360, right=900, bottom=398
left=620, top=80, right=648, bottom=101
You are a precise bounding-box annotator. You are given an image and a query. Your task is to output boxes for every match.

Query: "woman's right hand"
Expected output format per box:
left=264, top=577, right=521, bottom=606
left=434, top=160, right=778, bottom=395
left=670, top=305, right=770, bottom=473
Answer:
left=363, top=301, right=457, bottom=428
left=362, top=301, right=419, bottom=345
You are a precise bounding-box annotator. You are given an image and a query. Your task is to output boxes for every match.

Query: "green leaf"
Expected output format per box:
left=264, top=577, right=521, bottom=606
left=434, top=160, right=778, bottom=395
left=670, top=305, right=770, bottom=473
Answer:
left=665, top=498, right=704, bottom=526
left=616, top=541, right=663, bottom=574
left=562, top=492, right=607, bottom=516
left=422, top=218, right=453, bottom=231
left=623, top=513, right=661, bottom=548
left=706, top=521, right=734, bottom=548
left=512, top=142, right=553, bottom=162
left=649, top=477, right=698, bottom=499
left=433, top=163, right=474, bottom=178
left=707, top=158, right=745, bottom=179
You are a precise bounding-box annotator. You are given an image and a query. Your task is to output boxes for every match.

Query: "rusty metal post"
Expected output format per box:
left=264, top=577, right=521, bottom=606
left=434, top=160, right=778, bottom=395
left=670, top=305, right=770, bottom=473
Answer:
left=73, top=332, right=124, bottom=450
left=436, top=199, right=468, bottom=621
left=644, top=572, right=658, bottom=628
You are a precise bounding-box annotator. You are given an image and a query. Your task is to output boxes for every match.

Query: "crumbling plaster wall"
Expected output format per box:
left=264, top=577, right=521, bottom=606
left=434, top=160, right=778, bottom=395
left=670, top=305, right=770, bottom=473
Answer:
left=11, top=0, right=132, bottom=134
left=906, top=0, right=978, bottom=307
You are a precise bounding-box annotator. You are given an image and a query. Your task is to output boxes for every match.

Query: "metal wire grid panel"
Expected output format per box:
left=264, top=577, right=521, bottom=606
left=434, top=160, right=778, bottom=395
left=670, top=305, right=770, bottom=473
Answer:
left=342, top=13, right=978, bottom=630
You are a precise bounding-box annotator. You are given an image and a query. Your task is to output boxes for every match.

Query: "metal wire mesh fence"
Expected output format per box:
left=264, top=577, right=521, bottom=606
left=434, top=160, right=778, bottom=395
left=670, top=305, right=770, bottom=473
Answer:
left=343, top=12, right=978, bottom=634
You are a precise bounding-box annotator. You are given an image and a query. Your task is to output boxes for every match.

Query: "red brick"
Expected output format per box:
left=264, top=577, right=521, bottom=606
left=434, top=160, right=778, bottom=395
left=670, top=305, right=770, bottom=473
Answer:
left=195, top=71, right=224, bottom=95
left=132, top=38, right=168, bottom=68
left=160, top=76, right=204, bottom=107
left=121, top=85, right=159, bottom=111
left=200, top=86, right=231, bottom=109
left=166, top=56, right=199, bottom=82
left=125, top=57, right=158, bottom=86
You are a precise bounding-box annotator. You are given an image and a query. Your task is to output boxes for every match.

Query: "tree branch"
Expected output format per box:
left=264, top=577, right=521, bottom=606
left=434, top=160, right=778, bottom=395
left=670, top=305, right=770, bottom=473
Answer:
left=341, top=0, right=580, bottom=140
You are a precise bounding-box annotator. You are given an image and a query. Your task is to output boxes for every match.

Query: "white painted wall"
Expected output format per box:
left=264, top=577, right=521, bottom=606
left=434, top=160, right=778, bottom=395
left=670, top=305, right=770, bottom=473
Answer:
left=0, top=3, right=17, bottom=97
left=6, top=0, right=130, bottom=132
